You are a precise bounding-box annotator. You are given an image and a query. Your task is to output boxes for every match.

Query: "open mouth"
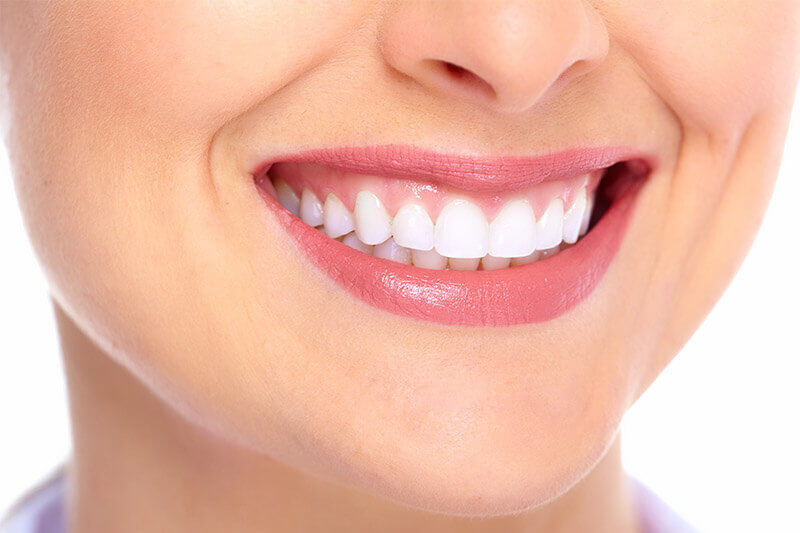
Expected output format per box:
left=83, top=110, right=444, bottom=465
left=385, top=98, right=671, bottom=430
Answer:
left=252, top=145, right=652, bottom=326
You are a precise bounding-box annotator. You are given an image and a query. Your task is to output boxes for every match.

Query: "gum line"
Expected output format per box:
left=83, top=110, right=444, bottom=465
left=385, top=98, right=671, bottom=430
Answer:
left=269, top=162, right=602, bottom=219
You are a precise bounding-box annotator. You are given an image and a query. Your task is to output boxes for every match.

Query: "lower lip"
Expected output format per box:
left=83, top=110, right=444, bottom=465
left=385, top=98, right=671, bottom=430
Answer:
left=254, top=180, right=641, bottom=327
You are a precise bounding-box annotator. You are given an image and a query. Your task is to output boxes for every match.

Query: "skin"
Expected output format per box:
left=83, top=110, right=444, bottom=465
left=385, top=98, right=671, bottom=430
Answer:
left=1, top=1, right=798, bottom=532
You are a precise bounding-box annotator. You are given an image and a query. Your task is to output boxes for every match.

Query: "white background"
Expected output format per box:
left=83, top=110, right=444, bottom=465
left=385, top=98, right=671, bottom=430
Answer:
left=1, top=90, right=798, bottom=532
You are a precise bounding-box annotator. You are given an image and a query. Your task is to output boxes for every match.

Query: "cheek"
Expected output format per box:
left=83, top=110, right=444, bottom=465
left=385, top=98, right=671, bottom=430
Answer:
left=606, top=0, right=800, bottom=131
left=0, top=0, right=375, bottom=444
left=36, top=0, right=366, bottom=139
left=5, top=0, right=371, bottom=272
left=3, top=0, right=367, bottom=355
left=598, top=0, right=799, bottom=390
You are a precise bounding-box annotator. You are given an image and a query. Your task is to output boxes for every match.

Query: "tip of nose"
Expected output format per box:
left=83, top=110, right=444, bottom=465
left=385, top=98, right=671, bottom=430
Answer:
left=380, top=2, right=610, bottom=115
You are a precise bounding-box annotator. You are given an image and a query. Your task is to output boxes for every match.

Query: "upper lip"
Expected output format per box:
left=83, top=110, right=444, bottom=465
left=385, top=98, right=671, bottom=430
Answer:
left=250, top=144, right=653, bottom=194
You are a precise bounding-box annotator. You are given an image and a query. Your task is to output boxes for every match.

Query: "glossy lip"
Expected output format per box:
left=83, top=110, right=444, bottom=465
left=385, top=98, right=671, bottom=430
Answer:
left=250, top=145, right=652, bottom=327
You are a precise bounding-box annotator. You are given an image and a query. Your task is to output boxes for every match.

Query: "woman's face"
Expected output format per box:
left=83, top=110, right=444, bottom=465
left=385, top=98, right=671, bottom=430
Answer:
left=2, top=1, right=798, bottom=515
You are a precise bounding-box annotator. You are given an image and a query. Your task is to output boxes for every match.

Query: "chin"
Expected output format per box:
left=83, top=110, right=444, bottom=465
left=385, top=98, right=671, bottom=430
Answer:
left=212, top=351, right=631, bottom=518
left=321, top=403, right=621, bottom=517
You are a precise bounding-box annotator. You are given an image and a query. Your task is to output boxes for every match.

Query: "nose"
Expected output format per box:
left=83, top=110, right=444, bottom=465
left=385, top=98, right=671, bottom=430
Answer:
left=379, top=0, right=609, bottom=114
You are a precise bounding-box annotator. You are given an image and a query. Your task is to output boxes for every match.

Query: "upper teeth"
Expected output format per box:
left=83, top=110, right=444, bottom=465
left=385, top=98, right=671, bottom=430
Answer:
left=536, top=198, right=564, bottom=250
left=434, top=199, right=490, bottom=258
left=562, top=188, right=587, bottom=244
left=354, top=190, right=392, bottom=245
left=323, top=193, right=354, bottom=238
left=299, top=188, right=324, bottom=228
left=279, top=178, right=594, bottom=269
left=488, top=199, right=537, bottom=258
left=274, top=179, right=301, bottom=217
left=392, top=203, right=434, bottom=251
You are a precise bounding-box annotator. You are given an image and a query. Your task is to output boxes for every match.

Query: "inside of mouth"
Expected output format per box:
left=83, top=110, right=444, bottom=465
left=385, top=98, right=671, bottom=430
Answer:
left=586, top=159, right=648, bottom=234
left=255, top=159, right=649, bottom=271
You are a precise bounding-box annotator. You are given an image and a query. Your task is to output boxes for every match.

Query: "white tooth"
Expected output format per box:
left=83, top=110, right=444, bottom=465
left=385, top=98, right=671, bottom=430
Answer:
left=536, top=198, right=564, bottom=250
left=579, top=193, right=595, bottom=236
left=434, top=199, right=489, bottom=259
left=488, top=199, right=537, bottom=258
left=562, top=188, right=587, bottom=244
left=411, top=248, right=447, bottom=270
left=392, top=203, right=434, bottom=251
left=354, top=190, right=392, bottom=245
left=481, top=255, right=511, bottom=270
left=538, top=244, right=561, bottom=259
left=449, top=257, right=481, bottom=271
left=323, top=193, right=354, bottom=238
left=510, top=250, right=542, bottom=266
left=373, top=237, right=411, bottom=264
left=273, top=179, right=300, bottom=216
left=341, top=232, right=374, bottom=255
left=300, top=188, right=324, bottom=227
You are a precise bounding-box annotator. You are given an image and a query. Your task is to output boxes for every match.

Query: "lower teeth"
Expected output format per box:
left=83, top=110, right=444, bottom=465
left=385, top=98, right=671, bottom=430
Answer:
left=332, top=230, right=578, bottom=270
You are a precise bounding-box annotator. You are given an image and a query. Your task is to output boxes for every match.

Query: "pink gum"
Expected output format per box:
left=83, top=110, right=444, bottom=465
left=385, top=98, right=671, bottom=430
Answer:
left=269, top=162, right=602, bottom=220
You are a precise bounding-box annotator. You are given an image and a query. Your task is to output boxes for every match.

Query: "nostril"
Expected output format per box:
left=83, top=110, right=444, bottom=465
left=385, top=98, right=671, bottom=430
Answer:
left=432, top=60, right=497, bottom=101
left=442, top=61, right=469, bottom=78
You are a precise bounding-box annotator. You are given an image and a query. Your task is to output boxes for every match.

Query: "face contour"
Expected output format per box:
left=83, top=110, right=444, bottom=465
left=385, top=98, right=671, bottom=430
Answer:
left=1, top=0, right=798, bottom=516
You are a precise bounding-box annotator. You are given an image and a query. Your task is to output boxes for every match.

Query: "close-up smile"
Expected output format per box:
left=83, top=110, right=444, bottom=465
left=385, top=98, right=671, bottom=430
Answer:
left=252, top=145, right=654, bottom=326
left=3, top=0, right=798, bottom=530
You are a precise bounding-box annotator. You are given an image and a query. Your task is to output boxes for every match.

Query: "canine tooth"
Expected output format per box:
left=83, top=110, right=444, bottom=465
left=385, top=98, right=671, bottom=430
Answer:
left=481, top=255, right=511, bottom=270
left=488, top=199, right=537, bottom=258
left=323, top=193, right=354, bottom=238
left=536, top=198, right=564, bottom=250
left=273, top=179, right=300, bottom=216
left=412, top=248, right=447, bottom=270
left=510, top=250, right=542, bottom=266
left=434, top=199, right=489, bottom=258
left=300, top=188, right=324, bottom=227
left=449, top=257, right=481, bottom=271
left=579, top=193, right=595, bottom=236
left=373, top=237, right=411, bottom=264
left=341, top=232, right=374, bottom=255
left=354, top=190, right=392, bottom=245
left=562, top=188, right=587, bottom=244
left=392, top=203, right=434, bottom=251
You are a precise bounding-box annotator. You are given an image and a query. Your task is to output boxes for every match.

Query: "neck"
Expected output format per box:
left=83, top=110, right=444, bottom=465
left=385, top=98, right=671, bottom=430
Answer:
left=56, top=303, right=640, bottom=533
